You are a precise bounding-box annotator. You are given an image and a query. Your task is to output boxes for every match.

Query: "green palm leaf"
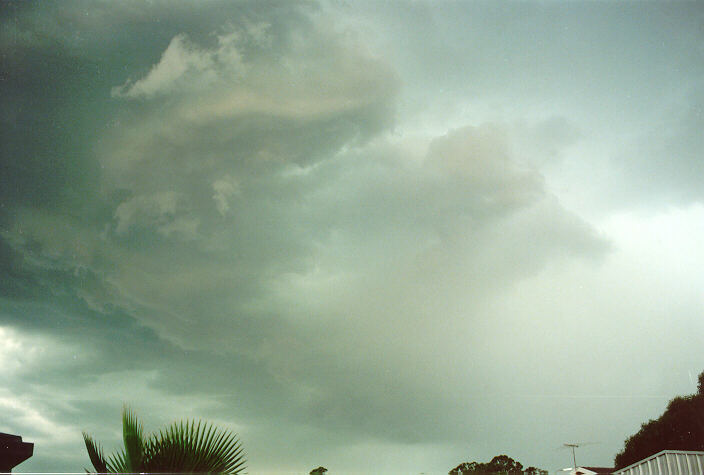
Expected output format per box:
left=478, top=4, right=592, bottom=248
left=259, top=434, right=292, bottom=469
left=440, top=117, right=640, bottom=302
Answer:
left=83, top=406, right=246, bottom=474
left=105, top=449, right=127, bottom=473
left=122, top=406, right=144, bottom=472
left=82, top=432, right=108, bottom=473
left=143, top=418, right=245, bottom=472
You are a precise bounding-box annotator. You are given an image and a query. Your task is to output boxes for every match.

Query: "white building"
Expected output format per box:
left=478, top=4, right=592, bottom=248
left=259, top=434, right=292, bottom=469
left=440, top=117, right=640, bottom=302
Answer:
left=613, top=450, right=704, bottom=475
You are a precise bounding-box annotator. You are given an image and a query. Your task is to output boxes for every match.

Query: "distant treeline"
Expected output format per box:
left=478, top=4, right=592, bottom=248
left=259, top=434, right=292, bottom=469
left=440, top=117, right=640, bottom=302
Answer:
left=449, top=454, right=546, bottom=474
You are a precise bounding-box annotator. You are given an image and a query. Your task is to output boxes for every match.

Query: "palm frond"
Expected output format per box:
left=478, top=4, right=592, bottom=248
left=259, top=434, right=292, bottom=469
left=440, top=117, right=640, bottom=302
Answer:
left=122, top=405, right=144, bottom=472
left=106, top=448, right=128, bottom=473
left=143, top=418, right=246, bottom=473
left=82, top=432, right=109, bottom=473
left=83, top=407, right=246, bottom=474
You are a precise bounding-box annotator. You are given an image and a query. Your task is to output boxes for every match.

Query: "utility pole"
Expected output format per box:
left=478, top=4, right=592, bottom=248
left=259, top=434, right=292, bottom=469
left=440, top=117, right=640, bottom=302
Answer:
left=564, top=443, right=579, bottom=472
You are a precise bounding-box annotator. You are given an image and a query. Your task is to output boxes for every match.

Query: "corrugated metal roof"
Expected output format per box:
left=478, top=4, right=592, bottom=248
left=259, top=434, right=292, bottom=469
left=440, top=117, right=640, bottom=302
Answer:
left=613, top=450, right=704, bottom=475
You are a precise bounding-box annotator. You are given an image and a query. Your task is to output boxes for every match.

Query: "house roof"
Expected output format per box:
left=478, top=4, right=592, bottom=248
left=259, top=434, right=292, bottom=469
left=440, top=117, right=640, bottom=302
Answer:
left=581, top=467, right=614, bottom=474
left=613, top=450, right=704, bottom=474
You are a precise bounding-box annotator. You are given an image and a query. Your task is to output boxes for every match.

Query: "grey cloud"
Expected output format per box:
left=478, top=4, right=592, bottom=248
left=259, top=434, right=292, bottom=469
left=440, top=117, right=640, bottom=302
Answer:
left=426, top=125, right=544, bottom=210
left=360, top=2, right=704, bottom=101
left=2, top=94, right=607, bottom=462
left=608, top=87, right=704, bottom=206
left=101, top=23, right=398, bottom=182
left=5, top=2, right=701, bottom=473
left=0, top=0, right=320, bottom=213
left=178, top=124, right=609, bottom=445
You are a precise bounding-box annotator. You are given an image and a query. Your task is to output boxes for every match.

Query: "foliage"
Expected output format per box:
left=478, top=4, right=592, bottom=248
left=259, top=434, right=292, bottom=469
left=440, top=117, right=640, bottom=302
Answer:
left=310, top=466, right=328, bottom=474
left=450, top=462, right=478, bottom=474
left=449, top=454, right=545, bottom=474
left=83, top=406, right=246, bottom=474
left=614, top=370, right=704, bottom=469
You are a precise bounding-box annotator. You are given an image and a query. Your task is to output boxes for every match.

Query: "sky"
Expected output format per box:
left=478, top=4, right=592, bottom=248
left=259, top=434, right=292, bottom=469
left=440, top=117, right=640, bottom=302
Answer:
left=1, top=1, right=704, bottom=473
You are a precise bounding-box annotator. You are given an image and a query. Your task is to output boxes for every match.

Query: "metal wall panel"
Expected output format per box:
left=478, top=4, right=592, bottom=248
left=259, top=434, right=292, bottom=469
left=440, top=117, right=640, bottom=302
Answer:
left=614, top=451, right=704, bottom=475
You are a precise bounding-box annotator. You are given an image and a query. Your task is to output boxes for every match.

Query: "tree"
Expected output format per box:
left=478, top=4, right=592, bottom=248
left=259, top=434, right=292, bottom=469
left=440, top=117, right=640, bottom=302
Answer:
left=449, top=454, right=540, bottom=474
left=450, top=462, right=478, bottom=474
left=485, top=455, right=523, bottom=472
left=83, top=406, right=246, bottom=474
left=614, top=370, right=704, bottom=469
left=310, top=466, right=328, bottom=474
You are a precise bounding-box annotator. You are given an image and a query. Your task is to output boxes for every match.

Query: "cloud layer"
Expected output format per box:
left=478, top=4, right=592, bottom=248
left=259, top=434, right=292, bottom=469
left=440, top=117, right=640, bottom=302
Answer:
left=2, top=2, right=704, bottom=473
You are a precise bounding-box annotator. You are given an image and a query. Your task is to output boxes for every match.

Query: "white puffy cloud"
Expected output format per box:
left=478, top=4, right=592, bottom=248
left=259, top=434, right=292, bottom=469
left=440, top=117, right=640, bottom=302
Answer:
left=111, top=29, right=246, bottom=99
left=212, top=175, right=241, bottom=216
left=114, top=35, right=206, bottom=98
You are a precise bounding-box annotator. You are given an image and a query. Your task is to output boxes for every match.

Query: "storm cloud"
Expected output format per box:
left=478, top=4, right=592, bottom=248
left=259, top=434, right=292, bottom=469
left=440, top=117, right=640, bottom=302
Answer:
left=2, top=2, right=704, bottom=473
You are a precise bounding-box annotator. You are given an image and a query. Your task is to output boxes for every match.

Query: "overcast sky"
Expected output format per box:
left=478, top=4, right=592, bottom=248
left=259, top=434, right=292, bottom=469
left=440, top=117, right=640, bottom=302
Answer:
left=1, top=1, right=704, bottom=473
